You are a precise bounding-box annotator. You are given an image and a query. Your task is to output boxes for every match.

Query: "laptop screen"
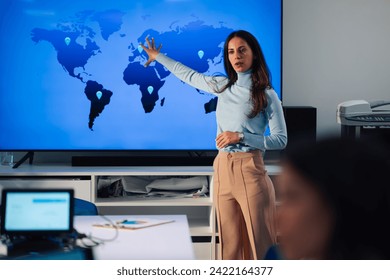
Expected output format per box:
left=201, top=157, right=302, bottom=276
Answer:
left=1, top=189, right=74, bottom=236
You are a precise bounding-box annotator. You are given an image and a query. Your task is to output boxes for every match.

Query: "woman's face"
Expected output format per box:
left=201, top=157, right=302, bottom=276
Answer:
left=277, top=163, right=334, bottom=259
left=227, top=36, right=254, bottom=73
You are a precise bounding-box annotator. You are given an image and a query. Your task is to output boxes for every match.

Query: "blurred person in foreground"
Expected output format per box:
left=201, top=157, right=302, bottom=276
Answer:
left=276, top=136, right=390, bottom=259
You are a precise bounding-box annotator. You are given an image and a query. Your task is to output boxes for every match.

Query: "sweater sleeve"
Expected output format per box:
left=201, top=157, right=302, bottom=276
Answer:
left=155, top=53, right=228, bottom=94
left=264, top=90, right=288, bottom=150
left=242, top=90, right=287, bottom=151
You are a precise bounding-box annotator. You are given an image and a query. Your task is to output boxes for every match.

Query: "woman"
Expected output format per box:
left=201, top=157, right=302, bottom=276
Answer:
left=141, top=30, right=287, bottom=260
left=278, top=137, right=390, bottom=259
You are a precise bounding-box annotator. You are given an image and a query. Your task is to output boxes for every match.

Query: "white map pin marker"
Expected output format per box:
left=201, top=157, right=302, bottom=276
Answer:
left=198, top=50, right=204, bottom=59
left=138, top=45, right=143, bottom=53
left=64, top=37, right=71, bottom=46
left=147, top=86, right=154, bottom=94
left=96, top=91, right=102, bottom=100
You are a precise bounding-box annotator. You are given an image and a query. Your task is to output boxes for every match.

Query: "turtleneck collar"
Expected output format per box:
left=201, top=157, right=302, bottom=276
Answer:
left=236, top=69, right=252, bottom=88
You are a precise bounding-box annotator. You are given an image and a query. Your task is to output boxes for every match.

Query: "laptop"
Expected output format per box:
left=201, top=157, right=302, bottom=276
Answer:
left=0, top=188, right=74, bottom=237
left=0, top=189, right=94, bottom=259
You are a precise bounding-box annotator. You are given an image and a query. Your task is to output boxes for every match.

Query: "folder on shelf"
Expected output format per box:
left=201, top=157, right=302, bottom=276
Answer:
left=93, top=218, right=174, bottom=230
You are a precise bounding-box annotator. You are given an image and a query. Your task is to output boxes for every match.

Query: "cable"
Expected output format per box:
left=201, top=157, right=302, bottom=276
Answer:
left=74, top=215, right=119, bottom=248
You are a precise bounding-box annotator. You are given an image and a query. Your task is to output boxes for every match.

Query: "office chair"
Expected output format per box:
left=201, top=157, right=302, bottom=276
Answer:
left=74, top=198, right=98, bottom=216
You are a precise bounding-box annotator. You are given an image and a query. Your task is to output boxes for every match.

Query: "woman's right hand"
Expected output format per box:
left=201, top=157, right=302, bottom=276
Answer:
left=140, top=36, right=162, bottom=67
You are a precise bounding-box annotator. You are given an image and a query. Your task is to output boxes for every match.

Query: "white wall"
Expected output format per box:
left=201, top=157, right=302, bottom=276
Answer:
left=283, top=0, right=390, bottom=136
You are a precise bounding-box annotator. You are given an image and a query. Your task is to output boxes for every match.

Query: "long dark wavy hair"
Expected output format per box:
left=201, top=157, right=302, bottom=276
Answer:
left=220, top=30, right=272, bottom=118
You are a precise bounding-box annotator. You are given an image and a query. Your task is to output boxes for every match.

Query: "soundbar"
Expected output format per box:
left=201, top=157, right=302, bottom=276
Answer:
left=71, top=156, right=215, bottom=166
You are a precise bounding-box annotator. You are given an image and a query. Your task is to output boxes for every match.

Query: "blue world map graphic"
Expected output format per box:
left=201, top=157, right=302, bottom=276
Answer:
left=31, top=10, right=232, bottom=130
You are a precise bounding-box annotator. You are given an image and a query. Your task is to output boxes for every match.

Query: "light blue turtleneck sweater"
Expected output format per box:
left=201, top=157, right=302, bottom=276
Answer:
left=156, top=53, right=287, bottom=152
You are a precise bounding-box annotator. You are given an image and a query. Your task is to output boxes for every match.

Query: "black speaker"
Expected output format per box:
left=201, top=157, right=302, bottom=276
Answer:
left=283, top=106, right=317, bottom=147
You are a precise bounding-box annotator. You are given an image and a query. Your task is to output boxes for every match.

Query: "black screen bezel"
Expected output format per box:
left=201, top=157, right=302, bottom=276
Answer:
left=0, top=188, right=74, bottom=237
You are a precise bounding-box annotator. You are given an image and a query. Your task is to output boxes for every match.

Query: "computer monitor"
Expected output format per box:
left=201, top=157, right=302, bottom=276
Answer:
left=0, top=189, right=74, bottom=237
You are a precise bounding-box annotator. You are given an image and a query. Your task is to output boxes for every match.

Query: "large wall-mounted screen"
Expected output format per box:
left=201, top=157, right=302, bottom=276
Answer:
left=0, top=0, right=282, bottom=150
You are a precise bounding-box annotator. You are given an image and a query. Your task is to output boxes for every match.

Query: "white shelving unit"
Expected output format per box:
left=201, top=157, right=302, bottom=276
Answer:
left=0, top=164, right=281, bottom=260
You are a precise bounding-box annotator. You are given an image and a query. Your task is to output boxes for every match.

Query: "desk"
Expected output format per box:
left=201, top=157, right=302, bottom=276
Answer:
left=74, top=215, right=195, bottom=260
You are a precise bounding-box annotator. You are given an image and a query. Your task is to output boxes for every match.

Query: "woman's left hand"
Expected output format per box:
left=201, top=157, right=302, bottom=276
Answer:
left=216, top=131, right=240, bottom=149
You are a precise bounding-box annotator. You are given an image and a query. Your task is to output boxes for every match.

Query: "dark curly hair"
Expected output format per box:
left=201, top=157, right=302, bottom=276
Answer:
left=284, top=136, right=390, bottom=259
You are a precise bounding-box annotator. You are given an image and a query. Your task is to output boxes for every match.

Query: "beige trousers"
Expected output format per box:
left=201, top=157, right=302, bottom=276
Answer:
left=213, top=150, right=277, bottom=260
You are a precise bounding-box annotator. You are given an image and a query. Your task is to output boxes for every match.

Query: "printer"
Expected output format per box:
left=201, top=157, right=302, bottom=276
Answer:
left=337, top=100, right=390, bottom=139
